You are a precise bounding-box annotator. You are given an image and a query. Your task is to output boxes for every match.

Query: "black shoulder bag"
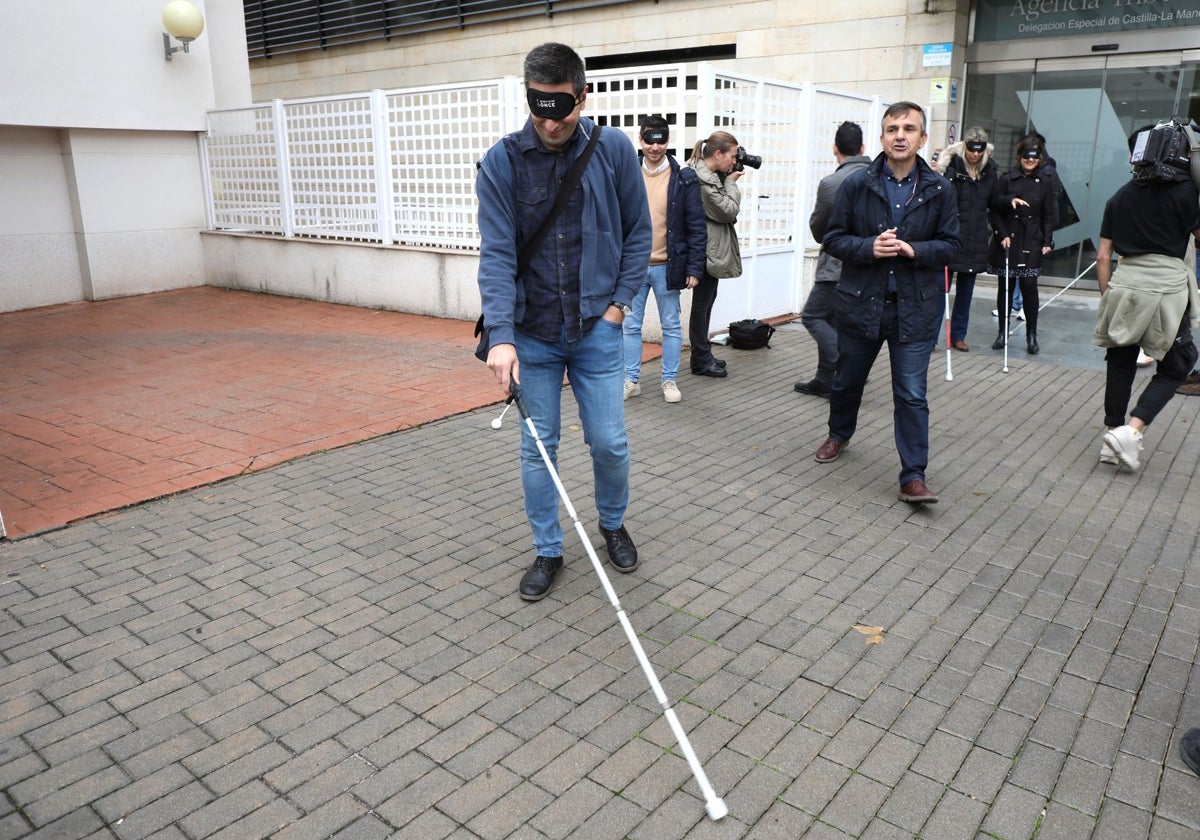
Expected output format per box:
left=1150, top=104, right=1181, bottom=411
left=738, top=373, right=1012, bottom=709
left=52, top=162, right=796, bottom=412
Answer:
left=474, top=125, right=603, bottom=361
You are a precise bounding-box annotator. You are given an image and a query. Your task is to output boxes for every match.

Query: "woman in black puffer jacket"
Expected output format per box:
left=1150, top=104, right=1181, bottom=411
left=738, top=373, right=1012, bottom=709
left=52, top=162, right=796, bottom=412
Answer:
left=936, top=127, right=1001, bottom=351
left=988, top=135, right=1058, bottom=354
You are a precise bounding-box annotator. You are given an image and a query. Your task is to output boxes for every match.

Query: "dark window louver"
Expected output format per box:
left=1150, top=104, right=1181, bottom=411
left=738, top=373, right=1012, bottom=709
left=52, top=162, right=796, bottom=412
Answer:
left=244, top=1, right=636, bottom=60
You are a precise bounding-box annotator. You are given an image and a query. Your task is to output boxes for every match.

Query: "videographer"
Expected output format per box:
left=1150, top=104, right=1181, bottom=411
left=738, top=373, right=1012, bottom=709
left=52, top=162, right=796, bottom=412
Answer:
left=686, top=131, right=750, bottom=378
left=1092, top=119, right=1200, bottom=471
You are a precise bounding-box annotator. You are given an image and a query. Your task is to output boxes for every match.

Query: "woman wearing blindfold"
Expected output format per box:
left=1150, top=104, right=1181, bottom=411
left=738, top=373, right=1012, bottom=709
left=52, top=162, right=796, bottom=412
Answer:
left=988, top=134, right=1059, bottom=354
left=935, top=127, right=1001, bottom=351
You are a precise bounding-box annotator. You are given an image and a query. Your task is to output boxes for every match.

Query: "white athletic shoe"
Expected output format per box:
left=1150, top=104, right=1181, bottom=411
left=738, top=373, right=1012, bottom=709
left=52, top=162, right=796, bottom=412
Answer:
left=1099, top=438, right=1118, bottom=465
left=1136, top=350, right=1155, bottom=367
left=623, top=380, right=640, bottom=400
left=1103, top=425, right=1143, bottom=470
left=662, top=381, right=681, bottom=403
left=1015, top=308, right=1026, bottom=321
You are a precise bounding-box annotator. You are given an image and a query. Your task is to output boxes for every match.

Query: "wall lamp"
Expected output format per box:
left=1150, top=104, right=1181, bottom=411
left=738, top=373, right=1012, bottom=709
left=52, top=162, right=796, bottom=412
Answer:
left=163, top=0, right=205, bottom=61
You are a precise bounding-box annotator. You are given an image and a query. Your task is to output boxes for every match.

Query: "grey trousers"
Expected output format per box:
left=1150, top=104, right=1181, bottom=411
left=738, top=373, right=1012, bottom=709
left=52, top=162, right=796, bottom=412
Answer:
left=801, top=281, right=839, bottom=386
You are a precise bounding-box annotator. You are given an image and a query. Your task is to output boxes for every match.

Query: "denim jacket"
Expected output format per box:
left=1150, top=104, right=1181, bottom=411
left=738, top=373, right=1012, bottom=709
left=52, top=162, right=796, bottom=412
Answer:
left=475, top=117, right=652, bottom=351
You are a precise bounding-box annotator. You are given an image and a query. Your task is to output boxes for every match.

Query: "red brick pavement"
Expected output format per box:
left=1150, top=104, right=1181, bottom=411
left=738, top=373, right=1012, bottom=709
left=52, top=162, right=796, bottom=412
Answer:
left=0, top=288, right=508, bottom=539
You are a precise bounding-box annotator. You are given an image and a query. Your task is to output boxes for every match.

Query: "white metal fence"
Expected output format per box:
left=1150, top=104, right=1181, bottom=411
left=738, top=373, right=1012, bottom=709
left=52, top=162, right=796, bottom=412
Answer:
left=201, top=64, right=887, bottom=315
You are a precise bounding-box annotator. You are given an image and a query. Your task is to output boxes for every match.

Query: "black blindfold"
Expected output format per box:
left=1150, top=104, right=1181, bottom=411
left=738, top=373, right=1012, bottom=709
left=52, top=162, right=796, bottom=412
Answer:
left=965, top=141, right=987, bottom=153
left=641, top=129, right=668, bottom=145
left=526, top=89, right=582, bottom=121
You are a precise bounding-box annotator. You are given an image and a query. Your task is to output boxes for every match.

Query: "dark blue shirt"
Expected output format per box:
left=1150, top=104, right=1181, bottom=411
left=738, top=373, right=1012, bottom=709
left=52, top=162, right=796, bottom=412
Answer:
left=511, top=120, right=586, bottom=342
left=882, top=162, right=919, bottom=292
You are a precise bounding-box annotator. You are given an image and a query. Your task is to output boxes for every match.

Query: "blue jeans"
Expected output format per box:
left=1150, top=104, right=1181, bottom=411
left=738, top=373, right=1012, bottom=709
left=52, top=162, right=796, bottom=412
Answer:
left=513, top=320, right=630, bottom=557
left=623, top=264, right=681, bottom=383
left=829, top=302, right=933, bottom=485
left=949, top=271, right=976, bottom=343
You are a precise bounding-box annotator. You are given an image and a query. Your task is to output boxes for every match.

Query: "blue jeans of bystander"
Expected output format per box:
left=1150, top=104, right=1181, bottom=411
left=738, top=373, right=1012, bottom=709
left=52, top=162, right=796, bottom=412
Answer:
left=623, top=264, right=681, bottom=383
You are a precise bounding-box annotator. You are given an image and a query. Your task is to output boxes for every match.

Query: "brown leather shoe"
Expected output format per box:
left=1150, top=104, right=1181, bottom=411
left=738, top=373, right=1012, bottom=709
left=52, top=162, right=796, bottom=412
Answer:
left=952, top=340, right=969, bottom=352
left=813, top=437, right=846, bottom=463
left=898, top=479, right=939, bottom=504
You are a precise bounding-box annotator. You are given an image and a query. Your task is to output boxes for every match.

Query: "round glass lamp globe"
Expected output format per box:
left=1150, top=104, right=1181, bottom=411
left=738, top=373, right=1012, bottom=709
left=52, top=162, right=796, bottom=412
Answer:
left=163, top=0, right=205, bottom=42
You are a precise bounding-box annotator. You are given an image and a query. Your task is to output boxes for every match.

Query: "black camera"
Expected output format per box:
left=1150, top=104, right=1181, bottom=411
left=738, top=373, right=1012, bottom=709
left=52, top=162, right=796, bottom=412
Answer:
left=733, top=146, right=762, bottom=172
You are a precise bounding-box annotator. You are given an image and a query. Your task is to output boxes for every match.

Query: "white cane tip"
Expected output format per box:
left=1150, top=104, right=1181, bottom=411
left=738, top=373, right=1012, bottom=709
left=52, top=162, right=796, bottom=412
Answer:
left=490, top=418, right=502, bottom=430
left=706, top=799, right=729, bottom=821
left=946, top=374, right=953, bottom=381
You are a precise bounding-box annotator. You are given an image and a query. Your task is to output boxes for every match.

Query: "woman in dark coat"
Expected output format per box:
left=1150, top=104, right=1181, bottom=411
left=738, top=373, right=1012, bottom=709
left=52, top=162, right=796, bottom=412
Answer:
left=989, top=134, right=1058, bottom=354
left=936, top=126, right=1000, bottom=351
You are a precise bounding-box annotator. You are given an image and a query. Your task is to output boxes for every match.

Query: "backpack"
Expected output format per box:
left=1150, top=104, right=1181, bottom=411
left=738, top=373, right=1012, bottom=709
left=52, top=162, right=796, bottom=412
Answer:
left=727, top=319, right=775, bottom=350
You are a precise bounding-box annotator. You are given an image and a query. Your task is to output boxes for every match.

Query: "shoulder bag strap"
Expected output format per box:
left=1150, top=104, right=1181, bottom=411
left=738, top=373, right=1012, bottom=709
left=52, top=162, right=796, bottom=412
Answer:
left=517, top=124, right=602, bottom=276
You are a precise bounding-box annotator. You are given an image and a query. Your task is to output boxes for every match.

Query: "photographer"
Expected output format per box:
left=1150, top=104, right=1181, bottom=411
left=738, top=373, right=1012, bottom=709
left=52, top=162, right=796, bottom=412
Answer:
left=686, top=131, right=748, bottom=378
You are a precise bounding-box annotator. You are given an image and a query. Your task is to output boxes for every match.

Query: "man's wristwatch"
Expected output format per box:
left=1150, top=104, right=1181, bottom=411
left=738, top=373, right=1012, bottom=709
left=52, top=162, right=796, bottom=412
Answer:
left=611, top=301, right=633, bottom=316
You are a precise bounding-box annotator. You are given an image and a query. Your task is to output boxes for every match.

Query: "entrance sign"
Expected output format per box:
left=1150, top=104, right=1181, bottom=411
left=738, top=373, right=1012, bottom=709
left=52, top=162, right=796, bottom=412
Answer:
left=975, top=0, right=1200, bottom=41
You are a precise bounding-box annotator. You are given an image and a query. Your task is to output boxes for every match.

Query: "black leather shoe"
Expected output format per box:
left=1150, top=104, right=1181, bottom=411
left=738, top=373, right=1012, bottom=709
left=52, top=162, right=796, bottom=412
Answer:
left=793, top=379, right=831, bottom=398
left=519, top=555, right=562, bottom=601
left=713, top=358, right=727, bottom=369
left=691, top=360, right=728, bottom=378
left=599, top=525, right=639, bottom=572
left=1181, top=728, right=1200, bottom=777
left=991, top=332, right=1006, bottom=350
left=1026, top=331, right=1039, bottom=354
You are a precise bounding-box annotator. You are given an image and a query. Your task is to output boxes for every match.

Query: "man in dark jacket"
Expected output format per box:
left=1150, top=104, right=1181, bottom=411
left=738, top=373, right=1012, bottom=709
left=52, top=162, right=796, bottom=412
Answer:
left=794, top=121, right=871, bottom=397
left=812, top=101, right=961, bottom=504
left=623, top=115, right=707, bottom=404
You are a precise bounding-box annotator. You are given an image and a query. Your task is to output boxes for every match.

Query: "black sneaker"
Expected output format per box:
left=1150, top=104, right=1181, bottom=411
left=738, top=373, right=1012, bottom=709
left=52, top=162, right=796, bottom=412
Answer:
left=599, top=525, right=639, bottom=572
left=519, top=555, right=562, bottom=601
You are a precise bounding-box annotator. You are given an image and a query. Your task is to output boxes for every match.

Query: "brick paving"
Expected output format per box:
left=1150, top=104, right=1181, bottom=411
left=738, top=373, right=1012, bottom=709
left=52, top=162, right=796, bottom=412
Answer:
left=2, top=289, right=1199, bottom=838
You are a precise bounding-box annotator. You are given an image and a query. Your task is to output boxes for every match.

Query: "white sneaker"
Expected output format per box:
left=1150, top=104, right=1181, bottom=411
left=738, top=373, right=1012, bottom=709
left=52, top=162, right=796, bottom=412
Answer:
left=992, top=308, right=1000, bottom=317
left=623, top=380, right=640, bottom=400
left=1015, top=308, right=1026, bottom=321
left=662, top=381, right=681, bottom=403
left=1137, top=350, right=1154, bottom=367
left=1099, top=438, right=1118, bottom=465
left=1103, top=425, right=1143, bottom=470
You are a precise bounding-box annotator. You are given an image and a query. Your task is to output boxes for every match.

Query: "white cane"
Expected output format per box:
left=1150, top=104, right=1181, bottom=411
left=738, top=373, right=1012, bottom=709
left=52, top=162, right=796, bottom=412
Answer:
left=509, top=384, right=729, bottom=822
left=943, top=266, right=953, bottom=381
left=1002, top=244, right=1010, bottom=374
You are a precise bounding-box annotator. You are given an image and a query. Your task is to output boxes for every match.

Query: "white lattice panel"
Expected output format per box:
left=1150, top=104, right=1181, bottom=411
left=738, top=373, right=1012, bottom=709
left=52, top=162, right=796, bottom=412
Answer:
left=804, top=89, right=881, bottom=234
left=283, top=95, right=380, bottom=241
left=387, top=82, right=507, bottom=250
left=205, top=106, right=285, bottom=233
left=585, top=65, right=690, bottom=157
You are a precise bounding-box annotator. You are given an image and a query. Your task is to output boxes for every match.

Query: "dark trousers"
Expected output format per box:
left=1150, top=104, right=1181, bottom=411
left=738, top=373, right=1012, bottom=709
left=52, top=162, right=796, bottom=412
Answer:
left=997, top=271, right=1040, bottom=334
left=801, top=281, right=838, bottom=386
left=1104, top=316, right=1198, bottom=428
left=829, top=302, right=933, bottom=485
left=949, top=271, right=976, bottom=343
left=689, top=271, right=720, bottom=368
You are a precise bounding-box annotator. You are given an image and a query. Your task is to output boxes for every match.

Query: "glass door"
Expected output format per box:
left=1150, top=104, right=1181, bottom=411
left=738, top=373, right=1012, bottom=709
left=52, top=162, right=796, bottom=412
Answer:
left=963, top=52, right=1189, bottom=283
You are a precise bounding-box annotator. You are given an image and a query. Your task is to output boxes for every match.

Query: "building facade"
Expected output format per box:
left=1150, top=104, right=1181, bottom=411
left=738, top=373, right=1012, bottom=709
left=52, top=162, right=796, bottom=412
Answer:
left=246, top=0, right=1200, bottom=285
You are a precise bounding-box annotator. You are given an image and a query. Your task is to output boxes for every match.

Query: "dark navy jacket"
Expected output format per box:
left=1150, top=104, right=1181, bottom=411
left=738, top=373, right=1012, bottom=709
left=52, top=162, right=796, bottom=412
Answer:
left=658, top=156, right=708, bottom=291
left=823, top=153, right=961, bottom=343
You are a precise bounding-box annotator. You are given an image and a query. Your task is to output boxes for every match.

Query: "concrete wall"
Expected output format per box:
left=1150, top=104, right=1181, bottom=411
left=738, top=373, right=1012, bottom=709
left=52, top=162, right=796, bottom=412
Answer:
left=201, top=231, right=821, bottom=342
left=0, top=0, right=252, bottom=313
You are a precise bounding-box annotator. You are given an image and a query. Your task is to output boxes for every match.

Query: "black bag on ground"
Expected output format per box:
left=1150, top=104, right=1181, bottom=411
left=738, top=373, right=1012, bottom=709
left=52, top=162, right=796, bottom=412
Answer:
left=727, top=319, right=775, bottom=350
